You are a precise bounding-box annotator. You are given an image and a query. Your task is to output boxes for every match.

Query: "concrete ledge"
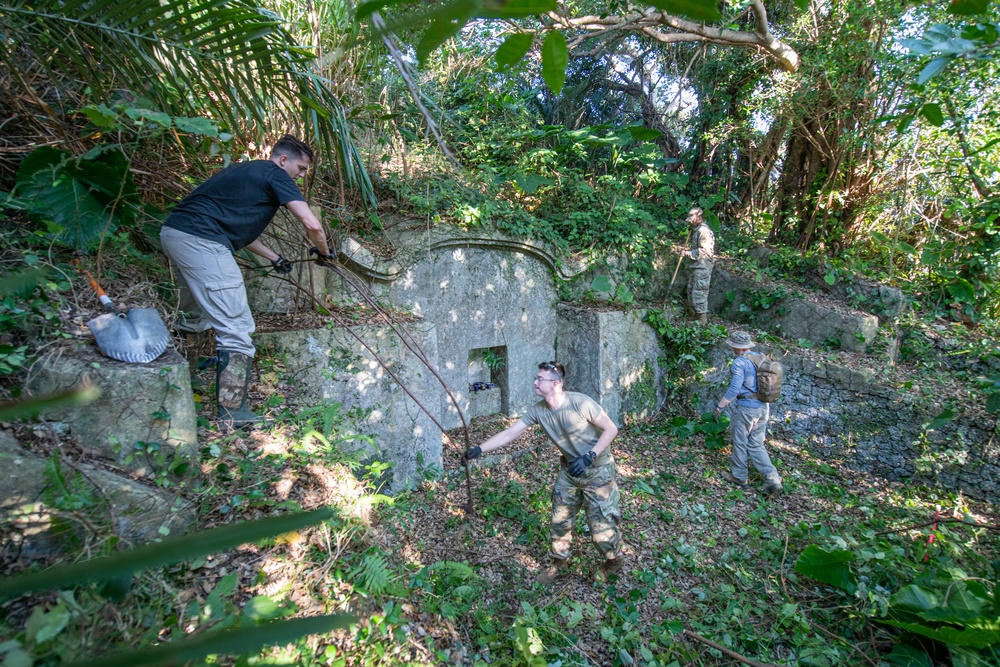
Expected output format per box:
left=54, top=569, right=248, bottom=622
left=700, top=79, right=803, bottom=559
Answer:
left=25, top=345, right=196, bottom=474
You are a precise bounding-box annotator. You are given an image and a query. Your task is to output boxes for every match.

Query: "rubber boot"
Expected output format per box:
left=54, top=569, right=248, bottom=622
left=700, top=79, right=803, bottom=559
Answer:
left=216, top=350, right=263, bottom=430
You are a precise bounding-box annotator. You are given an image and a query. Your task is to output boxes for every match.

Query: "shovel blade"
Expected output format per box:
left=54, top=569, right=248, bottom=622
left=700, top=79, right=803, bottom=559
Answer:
left=87, top=308, right=170, bottom=364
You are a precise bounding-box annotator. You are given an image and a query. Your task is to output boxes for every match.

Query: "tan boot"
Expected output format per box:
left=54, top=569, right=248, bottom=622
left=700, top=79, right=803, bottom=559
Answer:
left=601, top=555, right=624, bottom=581
left=537, top=559, right=570, bottom=585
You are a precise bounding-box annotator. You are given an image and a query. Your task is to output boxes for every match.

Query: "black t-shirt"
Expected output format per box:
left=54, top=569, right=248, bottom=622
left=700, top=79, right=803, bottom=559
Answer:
left=163, top=160, right=306, bottom=252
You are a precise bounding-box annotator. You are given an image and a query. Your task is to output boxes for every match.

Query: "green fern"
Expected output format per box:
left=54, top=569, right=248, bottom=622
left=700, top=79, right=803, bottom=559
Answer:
left=348, top=553, right=396, bottom=596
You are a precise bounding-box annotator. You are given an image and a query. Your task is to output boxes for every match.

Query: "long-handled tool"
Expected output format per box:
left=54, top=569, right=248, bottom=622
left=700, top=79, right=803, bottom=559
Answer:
left=74, top=261, right=170, bottom=363
left=666, top=229, right=693, bottom=296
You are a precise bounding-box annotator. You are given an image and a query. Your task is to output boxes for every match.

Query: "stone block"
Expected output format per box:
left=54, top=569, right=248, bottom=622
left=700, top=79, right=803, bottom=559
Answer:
left=555, top=305, right=664, bottom=425
left=256, top=326, right=441, bottom=494
left=25, top=345, right=196, bottom=475
left=0, top=430, right=195, bottom=561
left=707, top=268, right=879, bottom=351
left=468, top=387, right=502, bottom=420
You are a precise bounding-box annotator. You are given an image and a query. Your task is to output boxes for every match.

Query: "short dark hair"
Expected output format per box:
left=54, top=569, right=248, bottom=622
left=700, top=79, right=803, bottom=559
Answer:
left=272, top=134, right=313, bottom=161
left=538, top=361, right=565, bottom=381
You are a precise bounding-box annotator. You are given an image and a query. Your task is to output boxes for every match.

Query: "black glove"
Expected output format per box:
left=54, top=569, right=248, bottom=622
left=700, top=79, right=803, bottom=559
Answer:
left=712, top=406, right=723, bottom=422
left=463, top=446, right=482, bottom=461
left=567, top=450, right=597, bottom=477
left=309, top=246, right=334, bottom=265
left=271, top=255, right=293, bottom=274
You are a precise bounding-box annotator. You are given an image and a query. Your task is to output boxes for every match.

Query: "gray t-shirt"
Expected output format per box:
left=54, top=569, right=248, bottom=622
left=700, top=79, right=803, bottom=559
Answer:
left=521, top=392, right=613, bottom=466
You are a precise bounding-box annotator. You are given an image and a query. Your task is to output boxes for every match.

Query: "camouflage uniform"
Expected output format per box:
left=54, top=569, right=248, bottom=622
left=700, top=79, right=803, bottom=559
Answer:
left=550, top=461, right=622, bottom=560
left=522, top=391, right=623, bottom=562
left=686, top=222, right=715, bottom=315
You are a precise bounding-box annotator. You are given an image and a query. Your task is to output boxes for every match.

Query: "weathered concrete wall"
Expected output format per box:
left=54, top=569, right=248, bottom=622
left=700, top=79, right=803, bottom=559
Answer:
left=382, top=236, right=561, bottom=425
left=256, top=325, right=441, bottom=494
left=689, top=343, right=1000, bottom=501
left=556, top=305, right=664, bottom=425
left=26, top=346, right=196, bottom=475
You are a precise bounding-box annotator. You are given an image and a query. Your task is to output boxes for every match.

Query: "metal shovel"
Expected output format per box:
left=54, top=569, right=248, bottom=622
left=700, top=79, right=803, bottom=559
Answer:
left=76, top=262, right=170, bottom=364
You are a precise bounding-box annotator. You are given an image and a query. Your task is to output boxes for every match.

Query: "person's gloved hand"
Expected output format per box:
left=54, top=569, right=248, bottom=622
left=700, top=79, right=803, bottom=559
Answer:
left=271, top=255, right=293, bottom=274
left=463, top=446, right=482, bottom=462
left=567, top=450, right=597, bottom=477
left=309, top=246, right=335, bottom=266
left=712, top=406, right=723, bottom=422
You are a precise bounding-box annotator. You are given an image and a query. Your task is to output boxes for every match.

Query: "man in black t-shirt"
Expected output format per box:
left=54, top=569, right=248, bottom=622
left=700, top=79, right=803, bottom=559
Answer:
left=160, top=135, right=333, bottom=429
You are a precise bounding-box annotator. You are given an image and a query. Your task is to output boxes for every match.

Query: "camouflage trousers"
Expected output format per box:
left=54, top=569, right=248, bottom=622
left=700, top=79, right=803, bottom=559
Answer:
left=686, top=260, right=714, bottom=315
left=549, top=461, right=622, bottom=561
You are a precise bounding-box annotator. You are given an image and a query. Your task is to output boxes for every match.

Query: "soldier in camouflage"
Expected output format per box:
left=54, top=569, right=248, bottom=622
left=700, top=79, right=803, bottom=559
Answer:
left=685, top=207, right=715, bottom=326
left=464, top=361, right=623, bottom=584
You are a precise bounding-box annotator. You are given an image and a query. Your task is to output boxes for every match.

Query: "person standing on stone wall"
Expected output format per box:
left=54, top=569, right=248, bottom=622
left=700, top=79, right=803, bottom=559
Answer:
left=685, top=207, right=715, bottom=326
left=160, top=135, right=335, bottom=429
left=464, top=361, right=624, bottom=584
left=713, top=331, right=783, bottom=494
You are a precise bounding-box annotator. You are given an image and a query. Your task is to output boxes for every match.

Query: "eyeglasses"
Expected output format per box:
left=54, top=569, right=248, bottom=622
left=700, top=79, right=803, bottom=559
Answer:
left=539, top=361, right=557, bottom=370
left=534, top=376, right=559, bottom=384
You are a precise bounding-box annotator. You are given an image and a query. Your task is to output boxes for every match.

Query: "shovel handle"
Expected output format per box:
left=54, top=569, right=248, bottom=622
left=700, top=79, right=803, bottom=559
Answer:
left=72, top=259, right=117, bottom=315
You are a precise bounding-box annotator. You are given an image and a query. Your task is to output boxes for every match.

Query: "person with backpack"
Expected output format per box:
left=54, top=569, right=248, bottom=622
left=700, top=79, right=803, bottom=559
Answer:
left=712, top=330, right=783, bottom=494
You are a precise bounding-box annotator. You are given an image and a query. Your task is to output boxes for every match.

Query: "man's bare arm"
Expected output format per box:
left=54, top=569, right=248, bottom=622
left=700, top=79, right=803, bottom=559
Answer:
left=285, top=200, right=330, bottom=255
left=589, top=411, right=619, bottom=457
left=480, top=420, right=531, bottom=454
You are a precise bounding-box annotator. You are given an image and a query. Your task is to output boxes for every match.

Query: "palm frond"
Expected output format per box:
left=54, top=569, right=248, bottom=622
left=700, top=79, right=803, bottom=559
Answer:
left=0, top=0, right=375, bottom=206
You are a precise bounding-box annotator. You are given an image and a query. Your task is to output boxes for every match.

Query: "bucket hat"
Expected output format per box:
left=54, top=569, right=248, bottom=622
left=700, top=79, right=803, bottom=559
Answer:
left=724, top=331, right=756, bottom=349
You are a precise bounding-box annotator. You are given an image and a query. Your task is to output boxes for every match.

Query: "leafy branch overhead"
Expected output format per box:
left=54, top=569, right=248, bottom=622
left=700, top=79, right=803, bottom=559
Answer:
left=1, top=0, right=374, bottom=205
left=360, top=0, right=801, bottom=95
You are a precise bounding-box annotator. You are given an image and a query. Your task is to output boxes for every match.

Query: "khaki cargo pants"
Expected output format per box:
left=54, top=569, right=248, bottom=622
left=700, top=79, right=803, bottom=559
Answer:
left=687, top=259, right=714, bottom=315
left=549, top=461, right=622, bottom=561
left=160, top=226, right=256, bottom=358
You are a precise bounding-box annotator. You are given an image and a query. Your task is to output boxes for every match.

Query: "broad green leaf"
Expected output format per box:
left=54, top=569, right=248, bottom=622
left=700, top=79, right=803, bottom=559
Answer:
left=897, top=241, right=917, bottom=255
left=794, top=544, right=857, bottom=593
left=926, top=409, right=956, bottom=431
left=591, top=275, right=614, bottom=293
left=882, top=644, right=933, bottom=667
left=891, top=584, right=940, bottom=613
left=0, top=508, right=335, bottom=599
left=79, top=104, right=118, bottom=129
left=417, top=3, right=476, bottom=63
left=541, top=31, right=568, bottom=94
left=627, top=126, right=663, bottom=141
left=824, top=271, right=837, bottom=285
left=931, top=37, right=979, bottom=55
left=918, top=582, right=988, bottom=623
left=173, top=116, right=220, bottom=137
left=479, top=0, right=556, bottom=19
left=646, top=0, right=722, bottom=21
left=986, top=391, right=1000, bottom=414
left=880, top=619, right=1000, bottom=649
left=513, top=173, right=553, bottom=193
left=64, top=615, right=354, bottom=667
left=495, top=32, right=533, bottom=69
left=0, top=385, right=100, bottom=422
left=918, top=56, right=952, bottom=85
left=920, top=103, right=944, bottom=126
left=949, top=0, right=989, bottom=14
left=897, top=113, right=915, bottom=133
left=355, top=0, right=399, bottom=20
left=899, top=38, right=933, bottom=55
left=243, top=595, right=289, bottom=621
left=25, top=602, right=70, bottom=644
left=947, top=279, right=975, bottom=303
left=124, top=107, right=172, bottom=128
